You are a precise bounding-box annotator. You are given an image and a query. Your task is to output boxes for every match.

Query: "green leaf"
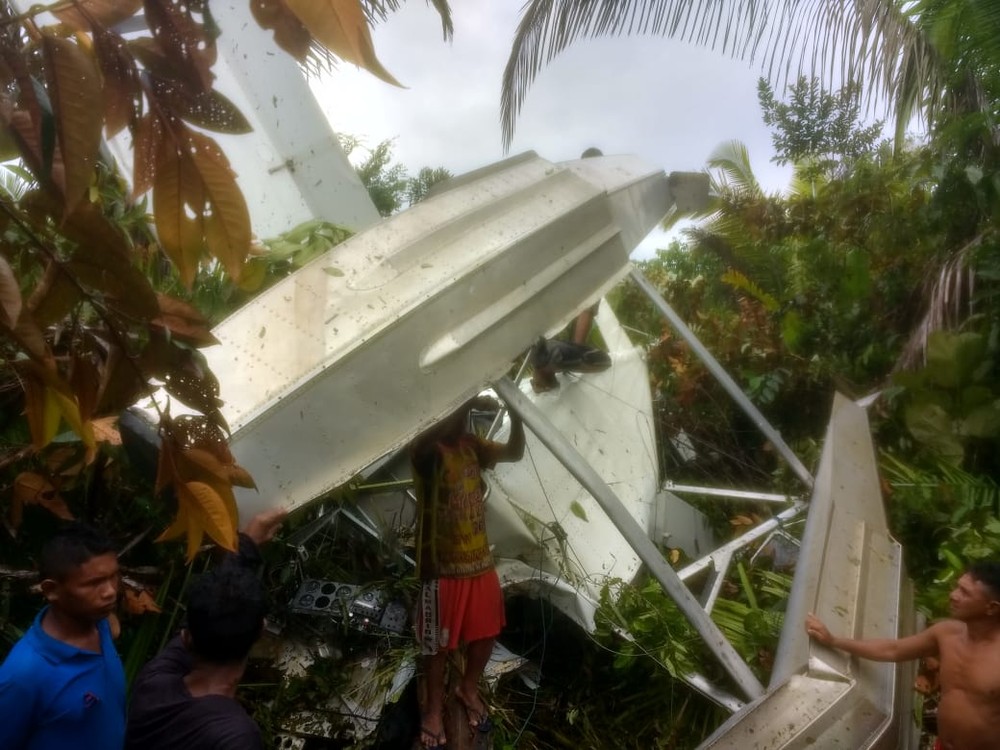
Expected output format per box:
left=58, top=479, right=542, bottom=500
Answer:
left=904, top=402, right=964, bottom=463
left=569, top=501, right=589, bottom=522
left=960, top=403, right=1000, bottom=439
left=780, top=309, right=804, bottom=349
left=925, top=331, right=986, bottom=389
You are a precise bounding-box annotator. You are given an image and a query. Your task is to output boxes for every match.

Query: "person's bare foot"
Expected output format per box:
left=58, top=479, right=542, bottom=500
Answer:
left=454, top=685, right=491, bottom=733
left=419, top=713, right=446, bottom=748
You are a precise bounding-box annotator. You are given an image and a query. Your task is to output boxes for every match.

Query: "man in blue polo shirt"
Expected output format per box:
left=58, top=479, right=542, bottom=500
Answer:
left=0, top=523, right=124, bottom=750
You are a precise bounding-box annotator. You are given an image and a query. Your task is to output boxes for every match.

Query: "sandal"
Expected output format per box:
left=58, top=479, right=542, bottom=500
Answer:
left=455, top=692, right=492, bottom=734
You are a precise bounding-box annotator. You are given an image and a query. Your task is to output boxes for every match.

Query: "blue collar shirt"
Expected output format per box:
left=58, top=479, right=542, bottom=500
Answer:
left=0, top=607, right=126, bottom=750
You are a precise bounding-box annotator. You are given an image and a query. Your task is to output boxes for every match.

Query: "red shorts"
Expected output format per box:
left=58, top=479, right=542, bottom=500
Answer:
left=417, top=569, right=505, bottom=654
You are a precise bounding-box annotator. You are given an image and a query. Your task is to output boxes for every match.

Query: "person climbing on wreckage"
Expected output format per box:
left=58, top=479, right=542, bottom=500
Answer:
left=411, top=395, right=525, bottom=749
left=806, top=561, right=1000, bottom=750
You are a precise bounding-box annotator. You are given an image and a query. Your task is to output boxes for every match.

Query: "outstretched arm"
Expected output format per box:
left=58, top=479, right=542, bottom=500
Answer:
left=496, top=409, right=525, bottom=463
left=805, top=612, right=941, bottom=662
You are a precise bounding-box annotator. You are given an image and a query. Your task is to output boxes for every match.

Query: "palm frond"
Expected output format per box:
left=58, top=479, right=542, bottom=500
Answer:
left=362, top=0, right=454, bottom=40
left=894, top=234, right=982, bottom=372
left=707, top=139, right=762, bottom=199
left=500, top=0, right=944, bottom=150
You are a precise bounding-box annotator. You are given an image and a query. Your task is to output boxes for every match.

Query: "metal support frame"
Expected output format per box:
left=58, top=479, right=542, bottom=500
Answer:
left=494, top=377, right=765, bottom=701
left=679, top=502, right=808, bottom=613
left=628, top=268, right=814, bottom=489
left=665, top=482, right=795, bottom=504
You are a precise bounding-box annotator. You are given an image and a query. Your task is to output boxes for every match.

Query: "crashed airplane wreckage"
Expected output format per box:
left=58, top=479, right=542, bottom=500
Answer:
left=134, top=151, right=920, bottom=748
left=115, top=2, right=919, bottom=744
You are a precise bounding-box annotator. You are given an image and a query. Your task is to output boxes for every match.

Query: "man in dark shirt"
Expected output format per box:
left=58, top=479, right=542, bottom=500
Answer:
left=125, top=508, right=286, bottom=750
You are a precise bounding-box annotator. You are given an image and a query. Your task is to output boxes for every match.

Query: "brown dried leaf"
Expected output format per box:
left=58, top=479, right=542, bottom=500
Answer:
left=92, top=26, right=141, bottom=138
left=10, top=309, right=53, bottom=364
left=25, top=260, right=82, bottom=326
left=152, top=132, right=203, bottom=286
left=22, top=377, right=61, bottom=449
left=7, top=110, right=46, bottom=178
left=152, top=293, right=219, bottom=346
left=186, top=130, right=250, bottom=281
left=41, top=33, right=103, bottom=216
left=163, top=370, right=223, bottom=415
left=285, top=0, right=401, bottom=86
left=251, top=0, right=312, bottom=61
left=54, top=0, right=144, bottom=31
left=122, top=587, right=161, bottom=615
left=184, top=509, right=205, bottom=561
left=143, top=0, right=216, bottom=92
left=147, top=73, right=251, bottom=134
left=91, top=416, right=121, bottom=445
left=180, top=480, right=237, bottom=551
left=155, top=500, right=187, bottom=542
left=170, top=414, right=231, bottom=454
left=154, top=429, right=177, bottom=497
left=14, top=471, right=75, bottom=521
left=0, top=253, right=22, bottom=328
left=132, top=112, right=164, bottom=197
left=174, top=446, right=228, bottom=479
left=69, top=353, right=102, bottom=424
left=228, top=465, right=257, bottom=490
left=97, top=343, right=148, bottom=415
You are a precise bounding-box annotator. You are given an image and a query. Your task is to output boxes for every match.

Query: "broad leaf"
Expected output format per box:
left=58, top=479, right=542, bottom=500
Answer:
left=0, top=253, right=22, bottom=328
left=961, top=403, right=1000, bottom=439
left=26, top=260, right=84, bottom=326
left=9, top=310, right=52, bottom=366
left=163, top=369, right=223, bottom=415
left=132, top=112, right=164, bottom=197
left=123, top=588, right=161, bottom=615
left=155, top=501, right=188, bottom=542
left=926, top=331, right=986, bottom=389
left=22, top=378, right=63, bottom=449
left=152, top=293, right=220, bottom=346
left=41, top=34, right=103, bottom=216
left=148, top=73, right=251, bottom=134
left=53, top=0, right=143, bottom=31
left=143, top=0, right=216, bottom=92
left=69, top=353, right=102, bottom=424
left=153, top=133, right=203, bottom=286
left=904, top=401, right=964, bottom=463
left=251, top=0, right=312, bottom=60
left=92, top=26, right=141, bottom=137
left=13, top=472, right=74, bottom=524
left=285, top=0, right=401, bottom=86
left=181, top=480, right=237, bottom=551
left=187, top=130, right=251, bottom=280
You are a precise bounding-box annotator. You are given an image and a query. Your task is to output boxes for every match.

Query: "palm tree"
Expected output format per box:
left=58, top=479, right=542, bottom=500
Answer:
left=500, top=1, right=1000, bottom=370
left=500, top=0, right=1000, bottom=149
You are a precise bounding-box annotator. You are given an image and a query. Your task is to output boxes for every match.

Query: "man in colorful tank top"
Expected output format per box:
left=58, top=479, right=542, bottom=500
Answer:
left=411, top=395, right=525, bottom=749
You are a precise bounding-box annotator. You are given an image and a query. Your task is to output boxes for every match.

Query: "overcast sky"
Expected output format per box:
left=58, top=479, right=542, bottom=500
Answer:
left=309, top=4, right=793, bottom=259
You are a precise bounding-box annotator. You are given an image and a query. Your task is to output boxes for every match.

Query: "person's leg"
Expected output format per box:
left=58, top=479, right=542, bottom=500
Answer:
left=454, top=636, right=494, bottom=728
left=421, top=650, right=449, bottom=746
left=572, top=304, right=596, bottom=344
left=417, top=579, right=449, bottom=747
left=453, top=570, right=504, bottom=730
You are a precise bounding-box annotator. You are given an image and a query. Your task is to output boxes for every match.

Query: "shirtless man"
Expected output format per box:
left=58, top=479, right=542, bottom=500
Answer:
left=805, top=561, right=1000, bottom=750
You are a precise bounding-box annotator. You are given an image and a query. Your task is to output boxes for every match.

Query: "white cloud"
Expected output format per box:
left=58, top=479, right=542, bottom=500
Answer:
left=310, top=4, right=795, bottom=258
